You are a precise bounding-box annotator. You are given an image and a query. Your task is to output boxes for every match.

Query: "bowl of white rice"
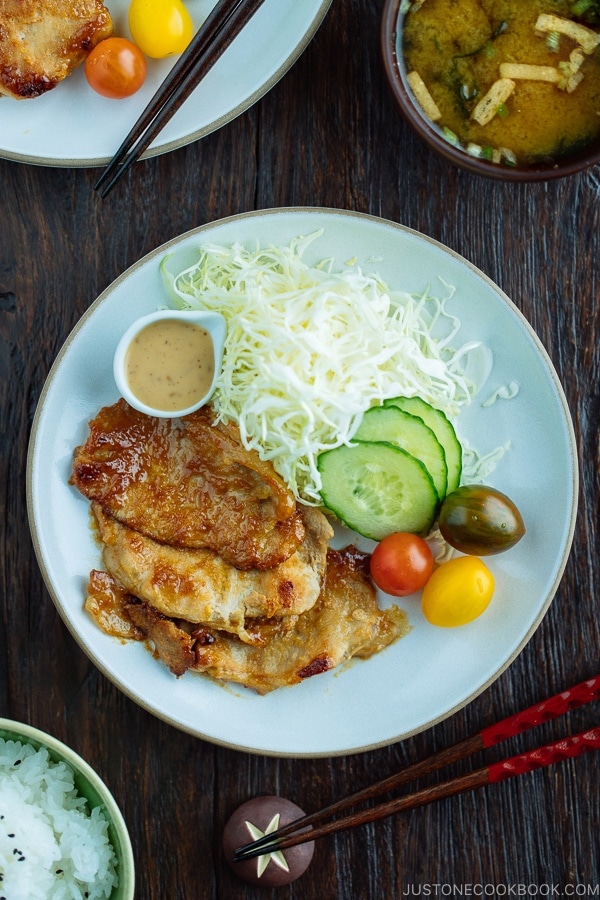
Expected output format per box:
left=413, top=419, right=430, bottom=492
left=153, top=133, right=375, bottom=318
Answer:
left=0, top=718, right=134, bottom=900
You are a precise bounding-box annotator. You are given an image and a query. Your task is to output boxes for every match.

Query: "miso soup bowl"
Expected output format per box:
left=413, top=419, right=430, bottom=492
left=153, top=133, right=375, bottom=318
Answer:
left=381, top=0, right=600, bottom=182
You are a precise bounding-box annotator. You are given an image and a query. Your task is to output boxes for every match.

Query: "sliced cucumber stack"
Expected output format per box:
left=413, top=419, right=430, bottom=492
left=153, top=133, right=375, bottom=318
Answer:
left=317, top=440, right=438, bottom=540
left=384, top=396, right=462, bottom=493
left=354, top=406, right=448, bottom=501
left=317, top=397, right=464, bottom=541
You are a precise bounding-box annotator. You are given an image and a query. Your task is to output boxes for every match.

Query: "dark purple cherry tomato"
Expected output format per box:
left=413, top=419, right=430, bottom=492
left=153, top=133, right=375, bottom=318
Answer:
left=438, top=485, right=525, bottom=556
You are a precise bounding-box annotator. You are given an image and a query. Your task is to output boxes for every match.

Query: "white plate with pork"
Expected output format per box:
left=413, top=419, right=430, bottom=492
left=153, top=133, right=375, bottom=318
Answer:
left=27, top=207, right=578, bottom=756
left=0, top=0, right=332, bottom=167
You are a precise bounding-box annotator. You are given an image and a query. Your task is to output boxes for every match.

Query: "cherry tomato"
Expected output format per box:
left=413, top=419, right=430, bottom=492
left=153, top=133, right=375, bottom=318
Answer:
left=129, top=0, right=194, bottom=59
left=439, top=485, right=525, bottom=556
left=370, top=532, right=434, bottom=597
left=85, top=37, right=147, bottom=99
left=421, top=556, right=495, bottom=627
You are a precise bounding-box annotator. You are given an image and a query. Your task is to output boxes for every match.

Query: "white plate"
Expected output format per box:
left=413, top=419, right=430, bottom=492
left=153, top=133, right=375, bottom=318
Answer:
left=27, top=208, right=578, bottom=757
left=1, top=0, right=332, bottom=167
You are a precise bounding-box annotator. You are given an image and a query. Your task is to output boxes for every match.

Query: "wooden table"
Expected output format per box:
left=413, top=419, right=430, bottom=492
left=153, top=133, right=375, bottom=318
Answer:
left=1, top=2, right=599, bottom=897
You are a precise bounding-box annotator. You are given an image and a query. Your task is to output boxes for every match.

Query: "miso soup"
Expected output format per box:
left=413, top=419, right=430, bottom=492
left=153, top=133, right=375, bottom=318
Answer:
left=400, top=0, right=600, bottom=166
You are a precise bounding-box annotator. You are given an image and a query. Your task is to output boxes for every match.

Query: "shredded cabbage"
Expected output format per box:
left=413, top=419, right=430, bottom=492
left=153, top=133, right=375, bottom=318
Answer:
left=462, top=441, right=511, bottom=482
left=161, top=231, right=480, bottom=503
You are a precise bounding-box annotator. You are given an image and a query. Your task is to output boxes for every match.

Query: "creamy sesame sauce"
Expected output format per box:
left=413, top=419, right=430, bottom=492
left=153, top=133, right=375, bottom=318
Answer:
left=125, top=319, right=215, bottom=412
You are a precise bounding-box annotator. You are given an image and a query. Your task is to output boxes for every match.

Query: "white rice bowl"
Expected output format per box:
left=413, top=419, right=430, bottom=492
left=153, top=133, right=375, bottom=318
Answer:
left=0, top=723, right=133, bottom=900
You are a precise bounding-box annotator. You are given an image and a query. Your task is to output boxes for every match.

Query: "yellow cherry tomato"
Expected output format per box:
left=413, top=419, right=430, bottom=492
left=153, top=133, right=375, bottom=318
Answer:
left=421, top=556, right=495, bottom=627
left=129, top=0, right=194, bottom=59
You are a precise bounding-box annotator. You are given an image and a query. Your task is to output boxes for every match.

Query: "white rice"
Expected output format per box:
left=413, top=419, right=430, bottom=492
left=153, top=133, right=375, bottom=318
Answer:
left=0, top=738, right=119, bottom=900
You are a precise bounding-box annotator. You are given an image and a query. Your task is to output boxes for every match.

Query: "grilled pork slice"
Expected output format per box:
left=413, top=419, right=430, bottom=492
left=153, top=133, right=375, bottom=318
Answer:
left=85, top=569, right=144, bottom=642
left=126, top=600, right=196, bottom=678
left=71, top=400, right=304, bottom=570
left=85, top=548, right=409, bottom=687
left=85, top=570, right=196, bottom=677
left=0, top=0, right=113, bottom=99
left=93, top=502, right=332, bottom=644
left=191, top=547, right=406, bottom=692
left=189, top=547, right=409, bottom=692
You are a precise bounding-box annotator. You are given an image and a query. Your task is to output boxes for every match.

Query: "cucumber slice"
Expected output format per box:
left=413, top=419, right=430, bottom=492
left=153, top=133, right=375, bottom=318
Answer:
left=384, top=396, right=462, bottom=493
left=317, top=440, right=438, bottom=540
left=354, top=406, right=447, bottom=500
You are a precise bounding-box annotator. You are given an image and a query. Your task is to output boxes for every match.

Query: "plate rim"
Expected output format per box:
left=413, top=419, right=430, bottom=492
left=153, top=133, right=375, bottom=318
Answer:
left=26, top=206, right=579, bottom=757
left=0, top=0, right=333, bottom=169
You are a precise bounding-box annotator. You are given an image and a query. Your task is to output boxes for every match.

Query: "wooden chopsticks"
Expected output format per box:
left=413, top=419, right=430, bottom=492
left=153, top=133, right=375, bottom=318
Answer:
left=94, top=0, right=267, bottom=199
left=233, top=675, right=600, bottom=863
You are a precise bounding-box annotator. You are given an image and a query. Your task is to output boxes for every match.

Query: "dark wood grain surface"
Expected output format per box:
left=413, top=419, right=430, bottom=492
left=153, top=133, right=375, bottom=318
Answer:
left=1, top=2, right=599, bottom=897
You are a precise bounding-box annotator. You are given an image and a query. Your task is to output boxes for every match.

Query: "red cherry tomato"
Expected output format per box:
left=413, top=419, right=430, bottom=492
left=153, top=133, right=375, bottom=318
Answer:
left=370, top=532, right=434, bottom=597
left=85, top=37, right=147, bottom=99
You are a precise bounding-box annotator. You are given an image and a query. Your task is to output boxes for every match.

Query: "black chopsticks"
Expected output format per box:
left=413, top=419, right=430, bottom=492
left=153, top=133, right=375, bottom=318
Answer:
left=94, top=0, right=267, bottom=199
left=233, top=674, right=600, bottom=863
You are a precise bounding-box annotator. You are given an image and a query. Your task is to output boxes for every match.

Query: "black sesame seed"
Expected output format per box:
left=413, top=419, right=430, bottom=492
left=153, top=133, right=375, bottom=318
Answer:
left=13, top=760, right=21, bottom=766
left=7, top=834, right=14, bottom=838
left=55, top=869, right=63, bottom=875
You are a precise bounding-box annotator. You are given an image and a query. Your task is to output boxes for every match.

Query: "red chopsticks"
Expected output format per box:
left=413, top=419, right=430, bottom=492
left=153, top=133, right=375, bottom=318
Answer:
left=233, top=675, right=600, bottom=862
left=94, top=0, right=267, bottom=199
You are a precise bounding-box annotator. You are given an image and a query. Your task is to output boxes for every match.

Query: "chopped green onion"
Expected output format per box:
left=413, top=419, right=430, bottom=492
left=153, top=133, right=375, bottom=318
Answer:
left=500, top=147, right=517, bottom=167
left=484, top=45, right=497, bottom=59
left=442, top=126, right=459, bottom=145
left=558, top=59, right=576, bottom=89
left=466, top=142, right=483, bottom=158
left=572, top=0, right=594, bottom=15
left=496, top=103, right=509, bottom=118
left=460, top=83, right=477, bottom=100
left=546, top=31, right=561, bottom=51
left=481, top=146, right=494, bottom=160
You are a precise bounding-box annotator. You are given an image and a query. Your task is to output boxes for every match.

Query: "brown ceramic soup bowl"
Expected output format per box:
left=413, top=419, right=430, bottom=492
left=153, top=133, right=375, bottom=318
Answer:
left=381, top=0, right=600, bottom=181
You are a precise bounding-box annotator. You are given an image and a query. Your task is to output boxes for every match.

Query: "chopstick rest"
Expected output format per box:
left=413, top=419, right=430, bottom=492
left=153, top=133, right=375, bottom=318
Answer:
left=223, top=796, right=314, bottom=886
left=233, top=675, right=600, bottom=862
